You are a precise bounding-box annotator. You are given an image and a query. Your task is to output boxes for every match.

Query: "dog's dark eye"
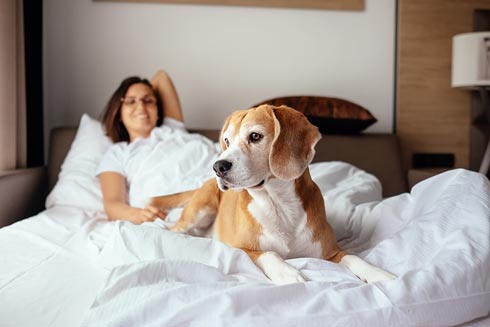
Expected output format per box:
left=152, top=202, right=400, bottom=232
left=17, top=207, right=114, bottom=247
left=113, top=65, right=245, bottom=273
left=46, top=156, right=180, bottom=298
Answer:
left=224, top=138, right=230, bottom=147
left=249, top=132, right=262, bottom=144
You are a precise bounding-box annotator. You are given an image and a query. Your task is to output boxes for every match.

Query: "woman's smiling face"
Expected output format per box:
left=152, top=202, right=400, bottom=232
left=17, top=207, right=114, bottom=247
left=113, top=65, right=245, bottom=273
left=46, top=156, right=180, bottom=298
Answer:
left=120, top=83, right=159, bottom=142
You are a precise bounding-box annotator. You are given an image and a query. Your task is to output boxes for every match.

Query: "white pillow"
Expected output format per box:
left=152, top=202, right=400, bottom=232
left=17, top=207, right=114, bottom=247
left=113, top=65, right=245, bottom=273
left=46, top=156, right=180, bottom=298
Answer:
left=45, top=114, right=112, bottom=211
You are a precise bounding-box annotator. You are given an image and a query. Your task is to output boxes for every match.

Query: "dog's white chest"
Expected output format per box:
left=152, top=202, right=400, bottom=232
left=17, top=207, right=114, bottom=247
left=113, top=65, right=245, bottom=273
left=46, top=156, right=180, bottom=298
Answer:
left=248, top=181, right=322, bottom=259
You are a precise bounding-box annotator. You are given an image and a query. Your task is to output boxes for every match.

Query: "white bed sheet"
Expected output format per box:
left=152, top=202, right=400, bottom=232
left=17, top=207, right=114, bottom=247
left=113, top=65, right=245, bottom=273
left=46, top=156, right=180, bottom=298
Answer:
left=1, top=164, right=490, bottom=327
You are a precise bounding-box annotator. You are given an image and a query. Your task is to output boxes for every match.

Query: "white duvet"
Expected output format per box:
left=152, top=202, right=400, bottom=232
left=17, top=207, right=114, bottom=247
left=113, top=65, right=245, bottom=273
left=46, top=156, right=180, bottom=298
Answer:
left=1, top=163, right=490, bottom=327
left=1, top=115, right=489, bottom=327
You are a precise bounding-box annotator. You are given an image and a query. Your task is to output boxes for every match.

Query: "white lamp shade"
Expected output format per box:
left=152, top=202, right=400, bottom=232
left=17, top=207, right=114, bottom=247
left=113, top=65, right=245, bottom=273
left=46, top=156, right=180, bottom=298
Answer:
left=452, top=31, right=490, bottom=88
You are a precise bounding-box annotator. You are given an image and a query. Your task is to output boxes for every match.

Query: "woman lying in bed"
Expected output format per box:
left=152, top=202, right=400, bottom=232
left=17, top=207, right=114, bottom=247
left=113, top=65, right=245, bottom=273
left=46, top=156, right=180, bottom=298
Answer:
left=96, top=70, right=199, bottom=224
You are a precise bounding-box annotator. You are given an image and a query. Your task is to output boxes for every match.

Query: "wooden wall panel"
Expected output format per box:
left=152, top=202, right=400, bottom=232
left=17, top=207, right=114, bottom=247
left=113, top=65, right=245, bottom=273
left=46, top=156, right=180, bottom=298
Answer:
left=0, top=0, right=18, bottom=171
left=397, top=0, right=490, bottom=171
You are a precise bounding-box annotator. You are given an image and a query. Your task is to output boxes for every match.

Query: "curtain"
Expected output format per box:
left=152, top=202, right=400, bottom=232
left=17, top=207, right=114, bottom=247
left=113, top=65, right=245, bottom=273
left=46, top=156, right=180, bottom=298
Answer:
left=0, top=0, right=26, bottom=171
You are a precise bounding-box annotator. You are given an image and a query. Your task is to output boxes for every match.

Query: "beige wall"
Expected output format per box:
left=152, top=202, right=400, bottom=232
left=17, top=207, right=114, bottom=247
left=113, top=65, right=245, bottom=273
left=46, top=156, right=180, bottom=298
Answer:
left=397, top=0, right=490, bottom=170
left=43, top=0, right=396, bottom=145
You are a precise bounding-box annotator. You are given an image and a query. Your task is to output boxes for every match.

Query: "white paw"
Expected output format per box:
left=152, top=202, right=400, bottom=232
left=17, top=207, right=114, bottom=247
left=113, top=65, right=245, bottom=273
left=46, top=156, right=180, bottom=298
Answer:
left=256, top=251, right=306, bottom=285
left=268, top=263, right=306, bottom=285
left=361, top=267, right=397, bottom=283
left=340, top=254, right=397, bottom=283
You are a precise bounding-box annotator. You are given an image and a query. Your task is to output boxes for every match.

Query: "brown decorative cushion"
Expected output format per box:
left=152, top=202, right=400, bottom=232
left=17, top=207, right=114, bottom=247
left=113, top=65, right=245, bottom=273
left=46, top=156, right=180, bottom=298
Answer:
left=253, top=96, right=377, bottom=134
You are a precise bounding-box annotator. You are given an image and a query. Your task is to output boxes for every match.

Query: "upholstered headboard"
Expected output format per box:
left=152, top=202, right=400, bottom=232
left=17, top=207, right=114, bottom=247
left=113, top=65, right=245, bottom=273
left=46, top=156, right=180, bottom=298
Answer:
left=48, top=127, right=407, bottom=198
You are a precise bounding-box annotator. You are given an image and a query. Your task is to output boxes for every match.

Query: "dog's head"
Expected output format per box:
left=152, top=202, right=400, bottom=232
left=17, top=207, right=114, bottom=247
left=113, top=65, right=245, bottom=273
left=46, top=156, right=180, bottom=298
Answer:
left=213, top=104, right=321, bottom=191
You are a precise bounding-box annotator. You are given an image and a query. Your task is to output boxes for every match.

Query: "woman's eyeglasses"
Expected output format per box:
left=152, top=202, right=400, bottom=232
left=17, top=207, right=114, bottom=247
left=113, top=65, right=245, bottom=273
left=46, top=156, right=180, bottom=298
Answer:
left=120, top=96, right=156, bottom=107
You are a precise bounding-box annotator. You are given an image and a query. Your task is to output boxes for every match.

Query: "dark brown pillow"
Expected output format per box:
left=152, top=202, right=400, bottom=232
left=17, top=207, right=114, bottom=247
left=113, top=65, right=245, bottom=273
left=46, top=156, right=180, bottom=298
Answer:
left=253, top=96, right=377, bottom=134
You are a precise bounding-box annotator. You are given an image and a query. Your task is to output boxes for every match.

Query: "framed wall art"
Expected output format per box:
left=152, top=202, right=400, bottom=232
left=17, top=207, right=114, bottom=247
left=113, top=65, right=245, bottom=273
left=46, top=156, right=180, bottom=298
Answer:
left=93, top=0, right=365, bottom=11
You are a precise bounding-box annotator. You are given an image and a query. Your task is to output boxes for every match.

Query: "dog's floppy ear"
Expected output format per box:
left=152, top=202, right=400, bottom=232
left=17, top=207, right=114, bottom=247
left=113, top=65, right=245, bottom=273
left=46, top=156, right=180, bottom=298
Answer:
left=269, top=106, right=321, bottom=180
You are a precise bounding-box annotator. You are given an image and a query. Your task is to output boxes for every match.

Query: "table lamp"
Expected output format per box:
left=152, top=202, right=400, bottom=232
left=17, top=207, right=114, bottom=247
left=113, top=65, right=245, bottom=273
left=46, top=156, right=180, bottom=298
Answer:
left=452, top=31, right=490, bottom=176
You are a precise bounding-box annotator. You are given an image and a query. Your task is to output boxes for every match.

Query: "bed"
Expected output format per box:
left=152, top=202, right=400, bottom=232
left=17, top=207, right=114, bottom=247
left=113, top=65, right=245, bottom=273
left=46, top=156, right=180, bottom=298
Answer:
left=1, top=113, right=489, bottom=327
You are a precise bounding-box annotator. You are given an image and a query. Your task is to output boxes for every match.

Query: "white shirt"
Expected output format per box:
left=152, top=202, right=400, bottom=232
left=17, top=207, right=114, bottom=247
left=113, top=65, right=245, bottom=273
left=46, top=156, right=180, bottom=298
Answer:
left=96, top=118, right=220, bottom=208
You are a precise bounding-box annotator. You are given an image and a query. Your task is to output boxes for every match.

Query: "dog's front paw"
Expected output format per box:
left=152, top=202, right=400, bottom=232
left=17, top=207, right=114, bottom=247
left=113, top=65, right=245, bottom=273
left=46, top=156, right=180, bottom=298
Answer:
left=268, top=264, right=306, bottom=285
left=170, top=224, right=186, bottom=233
left=340, top=254, right=397, bottom=283
left=256, top=251, right=306, bottom=285
left=362, top=267, right=397, bottom=283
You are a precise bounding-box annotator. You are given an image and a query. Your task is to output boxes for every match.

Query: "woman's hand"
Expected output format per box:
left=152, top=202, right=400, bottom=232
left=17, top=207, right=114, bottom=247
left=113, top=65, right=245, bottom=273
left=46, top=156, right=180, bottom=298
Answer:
left=130, top=205, right=167, bottom=224
left=100, top=172, right=168, bottom=224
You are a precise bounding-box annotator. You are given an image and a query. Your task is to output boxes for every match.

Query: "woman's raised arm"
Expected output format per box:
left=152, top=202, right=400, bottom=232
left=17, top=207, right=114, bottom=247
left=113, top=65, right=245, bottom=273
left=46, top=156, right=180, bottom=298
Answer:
left=150, top=70, right=184, bottom=122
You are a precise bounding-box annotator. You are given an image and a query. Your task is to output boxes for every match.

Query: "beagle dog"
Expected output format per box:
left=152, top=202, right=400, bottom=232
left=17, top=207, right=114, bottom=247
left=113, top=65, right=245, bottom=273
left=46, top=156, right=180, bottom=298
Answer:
left=151, top=105, right=396, bottom=284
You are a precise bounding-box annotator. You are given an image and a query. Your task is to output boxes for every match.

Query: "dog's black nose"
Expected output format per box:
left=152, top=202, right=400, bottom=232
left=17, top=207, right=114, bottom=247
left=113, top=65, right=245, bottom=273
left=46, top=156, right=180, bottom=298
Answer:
left=213, top=160, right=232, bottom=177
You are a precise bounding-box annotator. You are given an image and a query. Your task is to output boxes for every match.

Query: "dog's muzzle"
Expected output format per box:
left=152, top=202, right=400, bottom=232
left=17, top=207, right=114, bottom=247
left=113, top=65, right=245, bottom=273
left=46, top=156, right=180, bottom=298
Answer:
left=214, top=159, right=266, bottom=191
left=213, top=160, right=232, bottom=178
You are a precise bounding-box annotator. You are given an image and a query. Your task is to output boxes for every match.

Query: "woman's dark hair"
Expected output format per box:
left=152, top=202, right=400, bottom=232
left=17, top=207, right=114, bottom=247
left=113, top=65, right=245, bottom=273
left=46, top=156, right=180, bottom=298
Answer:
left=101, top=76, right=164, bottom=143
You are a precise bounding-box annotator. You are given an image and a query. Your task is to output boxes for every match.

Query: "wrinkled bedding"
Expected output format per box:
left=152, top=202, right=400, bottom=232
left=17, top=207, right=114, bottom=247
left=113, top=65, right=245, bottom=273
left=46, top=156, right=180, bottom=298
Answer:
left=1, top=162, right=489, bottom=327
